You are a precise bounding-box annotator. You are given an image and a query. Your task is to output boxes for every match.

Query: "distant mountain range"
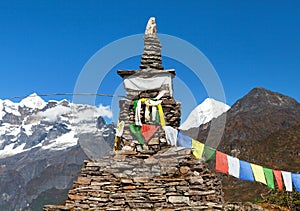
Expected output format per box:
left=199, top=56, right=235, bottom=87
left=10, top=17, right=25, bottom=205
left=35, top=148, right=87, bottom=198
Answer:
left=182, top=87, right=300, bottom=202
left=1, top=87, right=300, bottom=210
left=0, top=94, right=115, bottom=210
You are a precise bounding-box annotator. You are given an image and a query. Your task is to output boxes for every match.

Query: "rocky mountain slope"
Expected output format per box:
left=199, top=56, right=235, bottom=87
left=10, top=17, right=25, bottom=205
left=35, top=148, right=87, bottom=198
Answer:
left=184, top=87, right=300, bottom=202
left=0, top=94, right=115, bottom=211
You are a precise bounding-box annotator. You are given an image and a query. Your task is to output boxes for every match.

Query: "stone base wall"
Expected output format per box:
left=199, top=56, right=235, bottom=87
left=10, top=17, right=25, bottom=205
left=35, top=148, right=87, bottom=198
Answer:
left=44, top=147, right=224, bottom=211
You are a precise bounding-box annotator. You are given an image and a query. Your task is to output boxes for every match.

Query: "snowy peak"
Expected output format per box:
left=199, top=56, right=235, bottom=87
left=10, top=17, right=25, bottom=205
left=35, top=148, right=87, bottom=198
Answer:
left=19, top=93, right=46, bottom=109
left=180, top=98, right=230, bottom=130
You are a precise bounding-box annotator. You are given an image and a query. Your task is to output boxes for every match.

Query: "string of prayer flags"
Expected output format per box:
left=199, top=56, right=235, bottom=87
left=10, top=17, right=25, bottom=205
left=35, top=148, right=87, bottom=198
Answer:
left=282, top=171, right=293, bottom=192
left=125, top=122, right=300, bottom=192
left=177, top=132, right=192, bottom=148
left=292, top=173, right=300, bottom=192
left=228, top=155, right=240, bottom=178
left=239, top=161, right=254, bottom=182
left=129, top=124, right=145, bottom=147
left=141, top=124, right=159, bottom=142
left=163, top=126, right=178, bottom=146
left=203, top=145, right=216, bottom=162
left=251, top=163, right=267, bottom=185
left=273, top=170, right=283, bottom=190
left=192, top=139, right=204, bottom=159
left=263, top=167, right=275, bottom=189
left=215, top=151, right=228, bottom=174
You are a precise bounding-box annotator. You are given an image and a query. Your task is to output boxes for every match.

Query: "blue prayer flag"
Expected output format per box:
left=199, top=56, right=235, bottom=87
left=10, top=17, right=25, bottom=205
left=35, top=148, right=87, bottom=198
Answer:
left=292, top=173, right=300, bottom=192
left=239, top=160, right=254, bottom=182
left=177, top=132, right=192, bottom=148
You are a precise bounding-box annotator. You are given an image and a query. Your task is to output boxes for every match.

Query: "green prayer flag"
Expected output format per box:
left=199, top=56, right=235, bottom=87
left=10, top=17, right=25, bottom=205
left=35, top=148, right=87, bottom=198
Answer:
left=263, top=167, right=275, bottom=189
left=129, top=124, right=145, bottom=147
left=133, top=100, right=138, bottom=111
left=203, top=145, right=216, bottom=162
left=155, top=108, right=160, bottom=123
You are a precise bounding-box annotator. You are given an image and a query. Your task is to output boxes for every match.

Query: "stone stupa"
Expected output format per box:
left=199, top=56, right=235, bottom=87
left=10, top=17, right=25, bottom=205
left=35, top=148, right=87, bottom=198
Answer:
left=44, top=17, right=224, bottom=211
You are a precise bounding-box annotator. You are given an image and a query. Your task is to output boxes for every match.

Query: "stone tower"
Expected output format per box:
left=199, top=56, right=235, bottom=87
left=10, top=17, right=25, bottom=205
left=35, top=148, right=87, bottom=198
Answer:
left=44, top=18, right=224, bottom=211
left=116, top=17, right=181, bottom=154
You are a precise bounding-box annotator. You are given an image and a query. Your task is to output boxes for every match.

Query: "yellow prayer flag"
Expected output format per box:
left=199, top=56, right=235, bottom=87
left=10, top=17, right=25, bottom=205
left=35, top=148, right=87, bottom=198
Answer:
left=157, top=103, right=166, bottom=127
left=114, top=136, right=121, bottom=151
left=251, top=163, right=267, bottom=185
left=192, top=139, right=204, bottom=159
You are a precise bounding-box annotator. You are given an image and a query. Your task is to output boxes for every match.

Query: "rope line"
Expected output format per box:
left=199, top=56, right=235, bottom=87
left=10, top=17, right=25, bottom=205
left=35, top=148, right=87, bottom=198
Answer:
left=8, top=93, right=126, bottom=100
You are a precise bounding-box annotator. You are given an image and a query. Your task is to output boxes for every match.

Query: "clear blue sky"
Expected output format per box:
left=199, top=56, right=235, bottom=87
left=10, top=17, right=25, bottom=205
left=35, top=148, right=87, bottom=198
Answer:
left=0, top=0, right=299, bottom=122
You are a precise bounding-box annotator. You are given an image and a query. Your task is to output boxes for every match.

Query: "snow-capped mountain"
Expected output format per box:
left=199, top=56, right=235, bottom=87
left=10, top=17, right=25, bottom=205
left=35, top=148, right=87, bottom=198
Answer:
left=0, top=93, right=114, bottom=158
left=179, top=98, right=230, bottom=130
left=0, top=93, right=115, bottom=210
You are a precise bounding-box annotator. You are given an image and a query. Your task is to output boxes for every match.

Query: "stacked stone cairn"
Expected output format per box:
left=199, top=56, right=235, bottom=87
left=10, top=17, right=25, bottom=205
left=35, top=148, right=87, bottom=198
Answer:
left=44, top=17, right=226, bottom=211
left=117, top=17, right=180, bottom=155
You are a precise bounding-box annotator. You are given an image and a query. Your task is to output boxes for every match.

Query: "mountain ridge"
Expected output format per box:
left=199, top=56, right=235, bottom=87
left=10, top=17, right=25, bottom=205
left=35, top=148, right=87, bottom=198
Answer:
left=0, top=94, right=115, bottom=210
left=183, top=87, right=300, bottom=202
left=1, top=87, right=300, bottom=209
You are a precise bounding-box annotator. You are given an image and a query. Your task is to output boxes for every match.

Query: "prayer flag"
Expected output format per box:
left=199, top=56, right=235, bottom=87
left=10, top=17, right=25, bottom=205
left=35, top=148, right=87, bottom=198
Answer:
left=215, top=151, right=228, bottom=174
left=141, top=124, right=159, bottom=142
left=192, top=139, right=204, bottom=159
left=123, top=74, right=173, bottom=96
left=163, top=126, right=178, bottom=146
left=134, top=99, right=142, bottom=126
left=282, top=171, right=293, bottom=192
left=203, top=145, right=216, bottom=162
left=250, top=163, right=266, bottom=185
left=228, top=155, right=240, bottom=178
left=114, top=136, right=121, bottom=151
left=145, top=104, right=150, bottom=121
left=263, top=167, right=275, bottom=189
left=177, top=132, right=192, bottom=148
left=157, top=104, right=166, bottom=127
left=273, top=170, right=283, bottom=190
left=239, top=161, right=254, bottom=182
left=291, top=173, right=300, bottom=192
left=116, top=121, right=125, bottom=137
left=129, top=124, right=145, bottom=146
left=133, top=100, right=138, bottom=111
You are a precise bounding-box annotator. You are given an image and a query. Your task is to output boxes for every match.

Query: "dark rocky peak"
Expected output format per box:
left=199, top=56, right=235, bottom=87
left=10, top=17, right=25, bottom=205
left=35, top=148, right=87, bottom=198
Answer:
left=230, top=87, right=300, bottom=115
left=213, top=87, right=300, bottom=145
left=2, top=112, right=22, bottom=125
left=96, top=116, right=106, bottom=129
left=42, top=100, right=58, bottom=111
left=47, top=123, right=71, bottom=140
left=58, top=99, right=70, bottom=107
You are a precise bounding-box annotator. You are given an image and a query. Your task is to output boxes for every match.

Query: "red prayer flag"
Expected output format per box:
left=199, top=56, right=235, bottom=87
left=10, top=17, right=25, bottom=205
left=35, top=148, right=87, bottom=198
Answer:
left=273, top=169, right=283, bottom=190
left=215, top=151, right=228, bottom=174
left=141, top=124, right=159, bottom=142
